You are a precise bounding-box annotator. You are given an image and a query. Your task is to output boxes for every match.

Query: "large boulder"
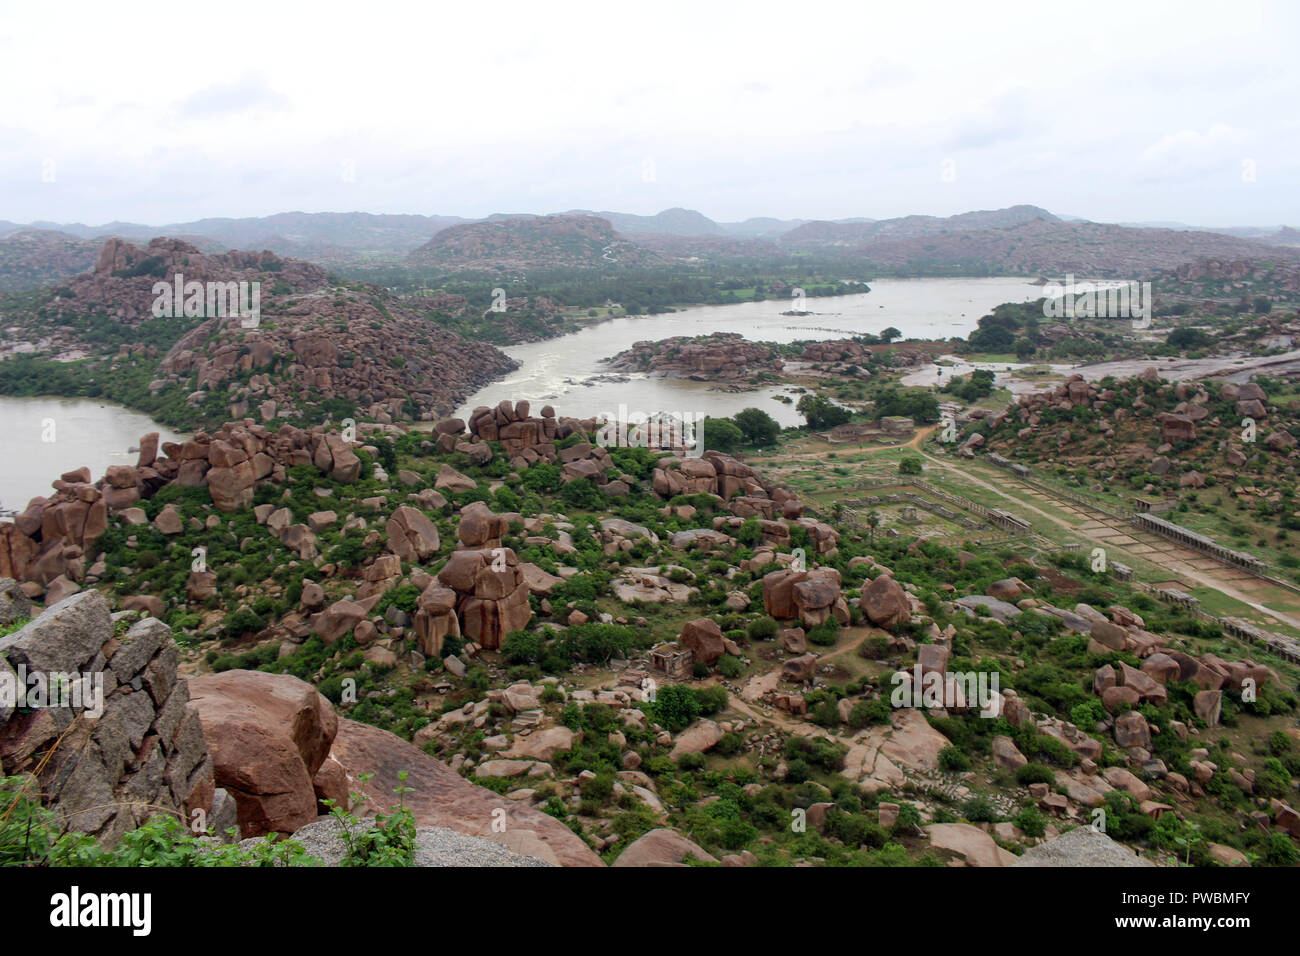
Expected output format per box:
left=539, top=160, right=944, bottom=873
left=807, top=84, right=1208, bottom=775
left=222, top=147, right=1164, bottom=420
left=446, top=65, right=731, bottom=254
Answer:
left=1193, top=689, right=1222, bottom=727
left=679, top=618, right=725, bottom=667
left=188, top=671, right=338, bottom=838
left=328, top=718, right=602, bottom=866
left=1090, top=619, right=1128, bottom=652
left=669, top=719, right=723, bottom=759
left=386, top=506, right=441, bottom=563
left=862, top=574, right=910, bottom=628
left=611, top=828, right=717, bottom=867
left=925, top=823, right=1018, bottom=867
left=761, top=568, right=804, bottom=620
left=1114, top=711, right=1151, bottom=750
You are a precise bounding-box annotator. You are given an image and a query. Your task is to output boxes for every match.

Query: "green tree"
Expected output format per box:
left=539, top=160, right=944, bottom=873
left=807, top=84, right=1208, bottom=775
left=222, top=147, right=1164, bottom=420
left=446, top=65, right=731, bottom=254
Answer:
left=702, top=416, right=743, bottom=454
left=796, top=394, right=851, bottom=430
left=651, top=684, right=700, bottom=732
left=733, top=407, right=781, bottom=446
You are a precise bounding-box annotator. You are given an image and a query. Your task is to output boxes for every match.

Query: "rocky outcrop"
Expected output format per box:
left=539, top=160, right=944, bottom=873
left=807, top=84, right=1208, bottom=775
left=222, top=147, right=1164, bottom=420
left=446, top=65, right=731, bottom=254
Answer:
left=435, top=546, right=531, bottom=651
left=761, top=567, right=849, bottom=628
left=328, top=718, right=603, bottom=866
left=678, top=619, right=725, bottom=667
left=19, top=237, right=517, bottom=429
left=0, top=419, right=374, bottom=596
left=188, top=669, right=338, bottom=838
left=0, top=589, right=224, bottom=846
left=608, top=332, right=785, bottom=381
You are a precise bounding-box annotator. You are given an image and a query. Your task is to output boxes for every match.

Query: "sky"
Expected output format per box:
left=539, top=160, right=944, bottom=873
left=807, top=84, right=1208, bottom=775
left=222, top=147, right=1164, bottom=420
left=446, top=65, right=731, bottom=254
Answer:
left=1, top=0, right=1297, bottom=229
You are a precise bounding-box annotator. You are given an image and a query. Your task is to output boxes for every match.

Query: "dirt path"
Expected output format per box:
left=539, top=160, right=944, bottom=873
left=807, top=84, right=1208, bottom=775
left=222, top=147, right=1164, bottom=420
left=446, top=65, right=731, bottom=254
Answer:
left=914, top=448, right=1300, bottom=631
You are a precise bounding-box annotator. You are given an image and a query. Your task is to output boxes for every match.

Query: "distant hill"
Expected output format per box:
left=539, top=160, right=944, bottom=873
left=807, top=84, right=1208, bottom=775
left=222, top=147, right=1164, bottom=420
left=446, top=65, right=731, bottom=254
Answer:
left=567, top=207, right=725, bottom=237
left=0, top=230, right=114, bottom=291
left=717, top=217, right=810, bottom=239
left=408, top=214, right=664, bottom=273
left=782, top=204, right=1059, bottom=245
left=0, top=212, right=469, bottom=269
left=780, top=210, right=1300, bottom=276
left=10, top=205, right=1297, bottom=281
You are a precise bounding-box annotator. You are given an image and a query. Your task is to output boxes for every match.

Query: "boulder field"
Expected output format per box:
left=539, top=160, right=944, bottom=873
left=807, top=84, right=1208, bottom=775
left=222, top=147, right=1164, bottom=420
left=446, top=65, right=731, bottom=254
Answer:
left=0, top=584, right=600, bottom=864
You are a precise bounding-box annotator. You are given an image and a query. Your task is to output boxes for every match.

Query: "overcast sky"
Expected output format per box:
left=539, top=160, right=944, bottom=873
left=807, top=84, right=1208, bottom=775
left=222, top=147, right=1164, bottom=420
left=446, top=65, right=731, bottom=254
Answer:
left=2, top=0, right=1297, bottom=228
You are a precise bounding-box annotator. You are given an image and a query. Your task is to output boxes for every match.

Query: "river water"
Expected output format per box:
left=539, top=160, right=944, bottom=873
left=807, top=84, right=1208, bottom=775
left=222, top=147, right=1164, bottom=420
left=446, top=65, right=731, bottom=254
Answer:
left=0, top=397, right=188, bottom=512
left=0, top=277, right=1041, bottom=508
left=454, top=276, right=1042, bottom=426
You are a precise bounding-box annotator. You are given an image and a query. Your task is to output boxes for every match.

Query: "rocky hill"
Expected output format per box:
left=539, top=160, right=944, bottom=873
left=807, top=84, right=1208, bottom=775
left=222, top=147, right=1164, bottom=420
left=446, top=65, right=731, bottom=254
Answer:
left=64, top=236, right=332, bottom=324
left=974, top=370, right=1299, bottom=502
left=3, top=212, right=469, bottom=265
left=152, top=288, right=516, bottom=427
left=781, top=213, right=1300, bottom=276
left=408, top=214, right=665, bottom=274
left=1154, top=258, right=1300, bottom=304
left=0, top=229, right=108, bottom=291
left=563, top=207, right=724, bottom=237
left=608, top=332, right=786, bottom=380
left=0, top=238, right=517, bottom=430
left=783, top=204, right=1060, bottom=245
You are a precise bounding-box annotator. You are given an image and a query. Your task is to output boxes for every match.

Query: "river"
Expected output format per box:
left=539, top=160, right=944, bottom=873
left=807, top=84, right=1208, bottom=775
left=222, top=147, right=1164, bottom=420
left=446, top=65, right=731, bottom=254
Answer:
left=0, top=277, right=1040, bottom=507
left=0, top=397, right=188, bottom=512
left=454, top=276, right=1043, bottom=426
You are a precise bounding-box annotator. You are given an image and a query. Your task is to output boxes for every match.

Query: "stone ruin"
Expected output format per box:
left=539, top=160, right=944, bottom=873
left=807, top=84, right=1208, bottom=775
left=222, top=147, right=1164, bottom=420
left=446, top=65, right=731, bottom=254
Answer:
left=649, top=642, right=694, bottom=681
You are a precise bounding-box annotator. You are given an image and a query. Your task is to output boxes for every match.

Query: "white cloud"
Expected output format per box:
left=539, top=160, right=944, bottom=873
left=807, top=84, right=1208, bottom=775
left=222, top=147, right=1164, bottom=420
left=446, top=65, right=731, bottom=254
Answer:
left=0, top=0, right=1295, bottom=226
left=1137, top=125, right=1250, bottom=181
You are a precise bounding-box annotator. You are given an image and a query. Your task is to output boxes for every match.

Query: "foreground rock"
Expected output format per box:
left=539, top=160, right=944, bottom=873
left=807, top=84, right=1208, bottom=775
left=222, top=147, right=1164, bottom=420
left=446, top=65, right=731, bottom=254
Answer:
left=611, top=828, right=717, bottom=867
left=275, top=817, right=552, bottom=867
left=328, top=718, right=603, bottom=867
left=0, top=588, right=222, bottom=846
left=188, top=670, right=337, bottom=839
left=925, top=823, right=1019, bottom=867
left=1014, top=826, right=1155, bottom=867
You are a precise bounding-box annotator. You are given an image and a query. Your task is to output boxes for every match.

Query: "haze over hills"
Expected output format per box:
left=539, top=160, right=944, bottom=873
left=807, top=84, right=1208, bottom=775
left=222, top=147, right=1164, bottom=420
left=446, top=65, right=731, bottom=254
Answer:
left=3, top=204, right=1298, bottom=289
left=407, top=213, right=665, bottom=274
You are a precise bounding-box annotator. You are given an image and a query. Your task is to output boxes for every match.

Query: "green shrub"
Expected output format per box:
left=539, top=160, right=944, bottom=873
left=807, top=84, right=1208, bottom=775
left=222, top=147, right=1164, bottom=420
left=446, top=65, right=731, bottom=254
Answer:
left=938, top=746, right=971, bottom=772
left=1015, top=762, right=1057, bottom=786
left=1012, top=805, right=1047, bottom=837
